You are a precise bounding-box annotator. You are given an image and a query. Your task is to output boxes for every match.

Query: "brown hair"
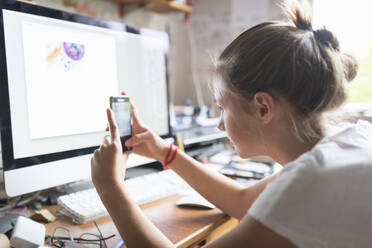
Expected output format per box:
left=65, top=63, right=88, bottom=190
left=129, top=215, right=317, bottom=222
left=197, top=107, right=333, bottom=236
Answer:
left=216, top=1, right=358, bottom=142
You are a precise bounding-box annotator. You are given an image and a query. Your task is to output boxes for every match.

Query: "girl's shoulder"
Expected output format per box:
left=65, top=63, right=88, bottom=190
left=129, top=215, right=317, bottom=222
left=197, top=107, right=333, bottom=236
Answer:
left=248, top=121, right=372, bottom=248
left=327, top=120, right=372, bottom=149
left=282, top=120, right=372, bottom=175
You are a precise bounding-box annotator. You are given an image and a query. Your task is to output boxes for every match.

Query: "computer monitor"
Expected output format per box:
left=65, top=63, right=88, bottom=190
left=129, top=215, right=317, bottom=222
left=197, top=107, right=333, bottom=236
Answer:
left=0, top=1, right=171, bottom=197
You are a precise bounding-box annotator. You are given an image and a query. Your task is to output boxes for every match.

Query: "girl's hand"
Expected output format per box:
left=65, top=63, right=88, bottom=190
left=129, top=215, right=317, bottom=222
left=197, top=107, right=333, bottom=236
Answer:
left=91, top=108, right=127, bottom=194
left=121, top=92, right=169, bottom=164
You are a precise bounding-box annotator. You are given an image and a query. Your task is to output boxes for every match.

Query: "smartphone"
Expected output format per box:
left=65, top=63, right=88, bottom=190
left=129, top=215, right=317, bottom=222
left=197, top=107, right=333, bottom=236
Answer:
left=109, top=96, right=132, bottom=152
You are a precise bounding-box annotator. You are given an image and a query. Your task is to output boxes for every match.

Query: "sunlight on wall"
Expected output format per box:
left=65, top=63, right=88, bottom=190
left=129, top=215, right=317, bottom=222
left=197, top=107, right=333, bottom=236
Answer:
left=313, top=0, right=372, bottom=103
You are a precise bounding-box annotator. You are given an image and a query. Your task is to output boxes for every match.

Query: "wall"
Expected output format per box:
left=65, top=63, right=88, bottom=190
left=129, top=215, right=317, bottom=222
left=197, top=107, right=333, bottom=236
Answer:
left=188, top=0, right=285, bottom=106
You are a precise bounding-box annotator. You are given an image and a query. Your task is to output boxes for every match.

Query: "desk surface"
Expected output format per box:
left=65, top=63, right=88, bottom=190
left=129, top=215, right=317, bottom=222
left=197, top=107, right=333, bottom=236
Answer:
left=45, top=194, right=229, bottom=247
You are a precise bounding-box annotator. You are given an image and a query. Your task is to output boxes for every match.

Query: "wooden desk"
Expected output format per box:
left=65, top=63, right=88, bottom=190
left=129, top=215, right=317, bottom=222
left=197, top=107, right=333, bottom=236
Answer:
left=44, top=194, right=238, bottom=247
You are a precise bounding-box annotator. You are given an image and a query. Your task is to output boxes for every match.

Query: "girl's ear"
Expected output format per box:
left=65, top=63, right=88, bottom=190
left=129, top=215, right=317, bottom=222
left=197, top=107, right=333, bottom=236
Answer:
left=253, top=92, right=275, bottom=124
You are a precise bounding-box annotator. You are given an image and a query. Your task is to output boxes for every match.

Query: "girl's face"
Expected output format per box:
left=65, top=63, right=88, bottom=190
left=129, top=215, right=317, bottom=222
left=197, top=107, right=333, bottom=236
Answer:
left=215, top=86, right=263, bottom=158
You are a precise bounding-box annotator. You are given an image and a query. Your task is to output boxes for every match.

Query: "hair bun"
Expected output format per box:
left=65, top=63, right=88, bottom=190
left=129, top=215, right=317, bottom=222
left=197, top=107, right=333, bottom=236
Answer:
left=340, top=53, right=359, bottom=82
left=313, top=28, right=340, bottom=51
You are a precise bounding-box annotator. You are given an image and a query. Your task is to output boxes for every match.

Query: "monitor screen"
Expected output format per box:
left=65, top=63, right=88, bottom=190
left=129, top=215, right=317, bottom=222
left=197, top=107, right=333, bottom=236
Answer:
left=0, top=1, right=171, bottom=196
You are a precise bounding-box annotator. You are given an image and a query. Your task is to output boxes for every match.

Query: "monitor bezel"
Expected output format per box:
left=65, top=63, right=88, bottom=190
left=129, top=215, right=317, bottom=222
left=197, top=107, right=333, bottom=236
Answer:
left=0, top=0, right=172, bottom=172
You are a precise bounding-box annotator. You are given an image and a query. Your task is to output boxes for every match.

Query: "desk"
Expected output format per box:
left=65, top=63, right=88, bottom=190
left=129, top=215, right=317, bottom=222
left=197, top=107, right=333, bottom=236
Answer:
left=44, top=194, right=238, bottom=247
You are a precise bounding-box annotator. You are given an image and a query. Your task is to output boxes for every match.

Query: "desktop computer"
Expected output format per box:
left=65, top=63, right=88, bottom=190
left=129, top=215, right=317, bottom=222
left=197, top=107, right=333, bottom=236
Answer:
left=0, top=0, right=172, bottom=197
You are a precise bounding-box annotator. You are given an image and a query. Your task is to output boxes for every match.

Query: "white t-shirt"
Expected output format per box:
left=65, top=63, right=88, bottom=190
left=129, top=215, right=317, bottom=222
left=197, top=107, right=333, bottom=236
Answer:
left=248, top=120, right=372, bottom=248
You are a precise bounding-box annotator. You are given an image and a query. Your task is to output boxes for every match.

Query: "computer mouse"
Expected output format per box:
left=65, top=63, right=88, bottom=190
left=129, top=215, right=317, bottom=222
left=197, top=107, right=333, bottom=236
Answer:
left=176, top=194, right=216, bottom=209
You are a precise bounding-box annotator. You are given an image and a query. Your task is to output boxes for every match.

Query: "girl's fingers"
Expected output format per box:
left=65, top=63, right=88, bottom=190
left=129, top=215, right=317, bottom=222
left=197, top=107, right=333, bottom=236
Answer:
left=125, top=132, right=152, bottom=147
left=106, top=108, right=120, bottom=143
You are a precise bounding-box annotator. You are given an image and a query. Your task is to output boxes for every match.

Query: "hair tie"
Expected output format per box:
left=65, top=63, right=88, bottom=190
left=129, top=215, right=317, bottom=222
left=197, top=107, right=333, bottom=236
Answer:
left=312, top=28, right=340, bottom=51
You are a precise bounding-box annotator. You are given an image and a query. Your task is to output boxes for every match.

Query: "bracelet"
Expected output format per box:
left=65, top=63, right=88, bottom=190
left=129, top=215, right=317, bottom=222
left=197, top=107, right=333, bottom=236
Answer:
left=162, top=142, right=178, bottom=169
left=163, top=142, right=174, bottom=169
left=167, top=145, right=178, bottom=167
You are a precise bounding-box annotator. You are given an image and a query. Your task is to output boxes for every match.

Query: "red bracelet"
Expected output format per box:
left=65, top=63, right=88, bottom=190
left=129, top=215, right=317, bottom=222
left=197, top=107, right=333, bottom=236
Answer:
left=163, top=142, right=174, bottom=169
left=163, top=142, right=179, bottom=169
left=167, top=145, right=178, bottom=167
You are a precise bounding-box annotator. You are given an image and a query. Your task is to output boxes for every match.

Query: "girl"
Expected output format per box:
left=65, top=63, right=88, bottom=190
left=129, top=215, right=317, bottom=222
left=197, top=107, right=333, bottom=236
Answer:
left=91, top=1, right=372, bottom=247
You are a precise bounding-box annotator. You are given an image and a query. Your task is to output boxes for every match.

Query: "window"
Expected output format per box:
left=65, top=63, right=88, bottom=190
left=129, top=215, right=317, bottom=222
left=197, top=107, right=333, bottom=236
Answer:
left=313, top=0, right=372, bottom=110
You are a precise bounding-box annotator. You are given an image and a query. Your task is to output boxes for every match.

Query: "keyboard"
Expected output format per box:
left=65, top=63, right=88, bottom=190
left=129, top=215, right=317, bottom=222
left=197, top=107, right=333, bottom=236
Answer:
left=58, top=170, right=202, bottom=224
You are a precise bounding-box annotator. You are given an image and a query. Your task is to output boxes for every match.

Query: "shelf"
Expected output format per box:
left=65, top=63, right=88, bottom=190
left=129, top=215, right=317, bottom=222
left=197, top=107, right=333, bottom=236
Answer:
left=110, top=0, right=192, bottom=13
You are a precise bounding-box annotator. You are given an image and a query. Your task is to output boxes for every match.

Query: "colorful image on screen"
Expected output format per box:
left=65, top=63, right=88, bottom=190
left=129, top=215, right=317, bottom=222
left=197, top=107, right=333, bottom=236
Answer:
left=46, top=42, right=85, bottom=71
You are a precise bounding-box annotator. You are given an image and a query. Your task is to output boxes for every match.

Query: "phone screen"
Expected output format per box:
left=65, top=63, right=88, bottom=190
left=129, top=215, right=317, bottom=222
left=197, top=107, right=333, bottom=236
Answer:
left=110, top=97, right=132, bottom=152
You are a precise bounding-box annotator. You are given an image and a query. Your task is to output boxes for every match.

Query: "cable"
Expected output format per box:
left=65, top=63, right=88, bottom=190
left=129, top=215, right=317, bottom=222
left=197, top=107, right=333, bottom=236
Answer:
left=45, top=234, right=115, bottom=243
left=79, top=233, right=103, bottom=247
left=51, top=226, right=73, bottom=247
left=94, top=221, right=107, bottom=248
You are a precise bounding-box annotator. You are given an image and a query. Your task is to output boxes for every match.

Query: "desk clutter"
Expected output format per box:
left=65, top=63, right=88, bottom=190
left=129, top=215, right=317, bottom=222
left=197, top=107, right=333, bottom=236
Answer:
left=0, top=192, right=116, bottom=247
left=219, top=161, right=272, bottom=180
left=0, top=215, right=116, bottom=247
left=0, top=215, right=45, bottom=248
left=208, top=150, right=277, bottom=180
